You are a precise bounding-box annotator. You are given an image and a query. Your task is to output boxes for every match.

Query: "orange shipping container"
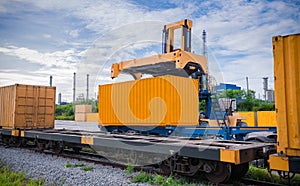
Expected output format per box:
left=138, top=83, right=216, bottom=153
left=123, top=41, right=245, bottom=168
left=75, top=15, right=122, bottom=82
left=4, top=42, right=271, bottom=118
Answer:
left=0, top=84, right=56, bottom=129
left=273, top=33, right=300, bottom=156
left=257, top=111, right=277, bottom=127
left=86, top=113, right=98, bottom=122
left=237, top=112, right=256, bottom=126
left=98, top=75, right=199, bottom=127
left=75, top=113, right=87, bottom=122
left=75, top=105, right=92, bottom=113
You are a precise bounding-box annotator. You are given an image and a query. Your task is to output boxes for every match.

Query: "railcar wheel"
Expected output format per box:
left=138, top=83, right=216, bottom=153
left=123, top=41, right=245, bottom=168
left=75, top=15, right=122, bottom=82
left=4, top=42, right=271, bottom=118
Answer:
left=53, top=141, right=64, bottom=154
left=9, top=137, right=22, bottom=147
left=73, top=147, right=82, bottom=153
left=20, top=139, right=28, bottom=147
left=205, top=162, right=231, bottom=183
left=277, top=171, right=295, bottom=179
left=159, top=159, right=171, bottom=175
left=230, top=163, right=249, bottom=180
left=35, top=139, right=45, bottom=152
left=2, top=135, right=10, bottom=146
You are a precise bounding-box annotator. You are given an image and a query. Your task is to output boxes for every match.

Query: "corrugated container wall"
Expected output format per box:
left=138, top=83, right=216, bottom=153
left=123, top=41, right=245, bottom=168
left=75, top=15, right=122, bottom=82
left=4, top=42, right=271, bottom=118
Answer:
left=257, top=111, right=277, bottom=127
left=75, top=105, right=92, bottom=113
left=273, top=33, right=300, bottom=156
left=75, top=105, right=92, bottom=122
left=238, top=112, right=256, bottom=126
left=0, top=84, right=56, bottom=129
left=98, top=75, right=199, bottom=127
left=86, top=113, right=98, bottom=122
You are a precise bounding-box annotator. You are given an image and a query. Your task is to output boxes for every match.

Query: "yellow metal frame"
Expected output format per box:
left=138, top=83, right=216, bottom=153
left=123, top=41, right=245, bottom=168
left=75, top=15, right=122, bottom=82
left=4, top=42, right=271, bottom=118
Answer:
left=81, top=136, right=94, bottom=145
left=268, top=154, right=289, bottom=172
left=111, top=50, right=207, bottom=79
left=164, top=19, right=192, bottom=53
left=111, top=19, right=207, bottom=80
left=220, top=149, right=241, bottom=164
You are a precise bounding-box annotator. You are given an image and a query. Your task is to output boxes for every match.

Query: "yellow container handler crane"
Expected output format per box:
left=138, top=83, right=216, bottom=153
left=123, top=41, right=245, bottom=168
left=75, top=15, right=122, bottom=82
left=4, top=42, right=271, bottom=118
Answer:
left=100, top=19, right=276, bottom=140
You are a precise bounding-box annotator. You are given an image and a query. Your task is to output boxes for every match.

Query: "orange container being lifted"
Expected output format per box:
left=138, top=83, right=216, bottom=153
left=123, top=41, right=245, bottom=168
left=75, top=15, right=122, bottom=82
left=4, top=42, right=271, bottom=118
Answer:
left=98, top=75, right=199, bottom=127
left=0, top=84, right=56, bottom=129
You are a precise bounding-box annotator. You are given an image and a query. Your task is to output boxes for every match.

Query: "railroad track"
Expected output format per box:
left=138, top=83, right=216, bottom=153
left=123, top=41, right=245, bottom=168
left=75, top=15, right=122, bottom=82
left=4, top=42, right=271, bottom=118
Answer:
left=241, top=178, right=288, bottom=186
left=44, top=149, right=163, bottom=174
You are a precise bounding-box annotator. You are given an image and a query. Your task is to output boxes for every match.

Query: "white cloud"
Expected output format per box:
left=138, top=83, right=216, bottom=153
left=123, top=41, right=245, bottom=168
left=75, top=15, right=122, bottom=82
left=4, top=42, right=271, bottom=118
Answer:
left=0, top=46, right=78, bottom=68
left=69, top=29, right=80, bottom=38
left=0, top=1, right=7, bottom=13
left=43, top=34, right=51, bottom=39
left=0, top=71, right=49, bottom=86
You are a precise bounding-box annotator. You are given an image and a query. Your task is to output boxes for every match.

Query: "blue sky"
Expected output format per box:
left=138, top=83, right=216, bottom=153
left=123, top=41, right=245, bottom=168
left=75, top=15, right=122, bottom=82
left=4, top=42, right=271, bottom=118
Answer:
left=0, top=0, right=299, bottom=102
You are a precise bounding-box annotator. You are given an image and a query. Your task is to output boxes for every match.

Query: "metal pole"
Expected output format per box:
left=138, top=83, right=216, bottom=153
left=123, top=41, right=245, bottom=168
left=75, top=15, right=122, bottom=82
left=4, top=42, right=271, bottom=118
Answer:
left=202, top=30, right=206, bottom=57
left=58, top=93, right=61, bottom=105
left=246, top=77, right=249, bottom=96
left=86, top=74, right=89, bottom=101
left=73, top=72, right=76, bottom=103
left=263, top=77, right=268, bottom=101
left=50, top=76, right=52, bottom=87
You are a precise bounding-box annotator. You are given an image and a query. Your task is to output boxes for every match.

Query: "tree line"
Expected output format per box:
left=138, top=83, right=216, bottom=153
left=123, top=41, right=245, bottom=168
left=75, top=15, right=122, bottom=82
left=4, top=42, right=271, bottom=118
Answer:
left=218, top=89, right=275, bottom=111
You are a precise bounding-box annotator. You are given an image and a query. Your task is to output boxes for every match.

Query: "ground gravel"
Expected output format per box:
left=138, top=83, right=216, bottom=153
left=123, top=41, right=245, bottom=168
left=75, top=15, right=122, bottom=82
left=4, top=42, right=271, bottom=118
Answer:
left=0, top=146, right=152, bottom=186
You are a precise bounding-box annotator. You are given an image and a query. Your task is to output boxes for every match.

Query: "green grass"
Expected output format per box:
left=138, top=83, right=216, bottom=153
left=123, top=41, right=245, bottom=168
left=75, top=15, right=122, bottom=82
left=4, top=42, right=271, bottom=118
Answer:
left=81, top=148, right=96, bottom=153
left=81, top=166, right=94, bottom=171
left=125, top=164, right=135, bottom=174
left=132, top=166, right=300, bottom=186
left=245, top=165, right=300, bottom=186
left=64, top=162, right=85, bottom=168
left=132, top=171, right=154, bottom=183
left=55, top=115, right=74, bottom=120
left=0, top=165, right=44, bottom=186
left=132, top=172, right=199, bottom=186
left=64, top=162, right=93, bottom=171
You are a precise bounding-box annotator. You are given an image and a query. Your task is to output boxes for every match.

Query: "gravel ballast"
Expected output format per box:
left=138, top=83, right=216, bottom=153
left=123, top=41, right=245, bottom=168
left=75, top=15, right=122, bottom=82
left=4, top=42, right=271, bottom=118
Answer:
left=0, top=146, right=151, bottom=186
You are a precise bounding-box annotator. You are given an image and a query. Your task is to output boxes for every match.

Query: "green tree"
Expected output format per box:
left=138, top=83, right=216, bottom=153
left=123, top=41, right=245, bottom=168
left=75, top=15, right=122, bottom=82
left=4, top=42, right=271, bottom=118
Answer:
left=199, top=100, right=206, bottom=113
left=55, top=105, right=63, bottom=115
left=218, top=89, right=245, bottom=99
left=74, top=98, right=98, bottom=113
left=55, top=103, right=74, bottom=116
left=253, top=102, right=275, bottom=111
left=218, top=89, right=274, bottom=111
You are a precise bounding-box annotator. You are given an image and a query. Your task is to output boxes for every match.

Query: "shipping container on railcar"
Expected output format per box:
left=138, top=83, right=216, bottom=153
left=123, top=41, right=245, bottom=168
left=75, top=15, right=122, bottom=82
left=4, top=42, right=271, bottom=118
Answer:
left=0, top=84, right=56, bottom=129
left=98, top=75, right=199, bottom=127
left=269, top=33, right=300, bottom=174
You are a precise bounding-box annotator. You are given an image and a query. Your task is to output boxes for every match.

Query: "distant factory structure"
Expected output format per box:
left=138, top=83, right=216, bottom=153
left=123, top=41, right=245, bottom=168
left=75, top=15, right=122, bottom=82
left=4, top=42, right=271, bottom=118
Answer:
left=266, top=89, right=275, bottom=103
left=58, top=93, right=62, bottom=104
left=215, top=83, right=241, bottom=94
left=262, top=77, right=275, bottom=103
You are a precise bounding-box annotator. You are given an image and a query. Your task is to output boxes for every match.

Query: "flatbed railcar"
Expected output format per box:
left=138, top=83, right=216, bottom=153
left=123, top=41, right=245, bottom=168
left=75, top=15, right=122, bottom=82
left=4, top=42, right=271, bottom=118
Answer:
left=0, top=126, right=272, bottom=183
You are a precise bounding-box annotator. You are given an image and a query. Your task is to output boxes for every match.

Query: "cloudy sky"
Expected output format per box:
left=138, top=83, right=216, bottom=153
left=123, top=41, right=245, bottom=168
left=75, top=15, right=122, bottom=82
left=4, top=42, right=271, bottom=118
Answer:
left=0, top=0, right=299, bottom=102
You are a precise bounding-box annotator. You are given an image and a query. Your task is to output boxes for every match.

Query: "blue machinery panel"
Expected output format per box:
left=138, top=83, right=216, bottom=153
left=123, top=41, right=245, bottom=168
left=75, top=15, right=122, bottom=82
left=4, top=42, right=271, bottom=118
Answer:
left=102, top=126, right=277, bottom=140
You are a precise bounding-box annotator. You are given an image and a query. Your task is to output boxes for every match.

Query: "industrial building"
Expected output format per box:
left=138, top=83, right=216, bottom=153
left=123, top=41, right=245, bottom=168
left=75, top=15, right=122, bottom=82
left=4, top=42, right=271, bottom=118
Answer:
left=215, top=83, right=241, bottom=94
